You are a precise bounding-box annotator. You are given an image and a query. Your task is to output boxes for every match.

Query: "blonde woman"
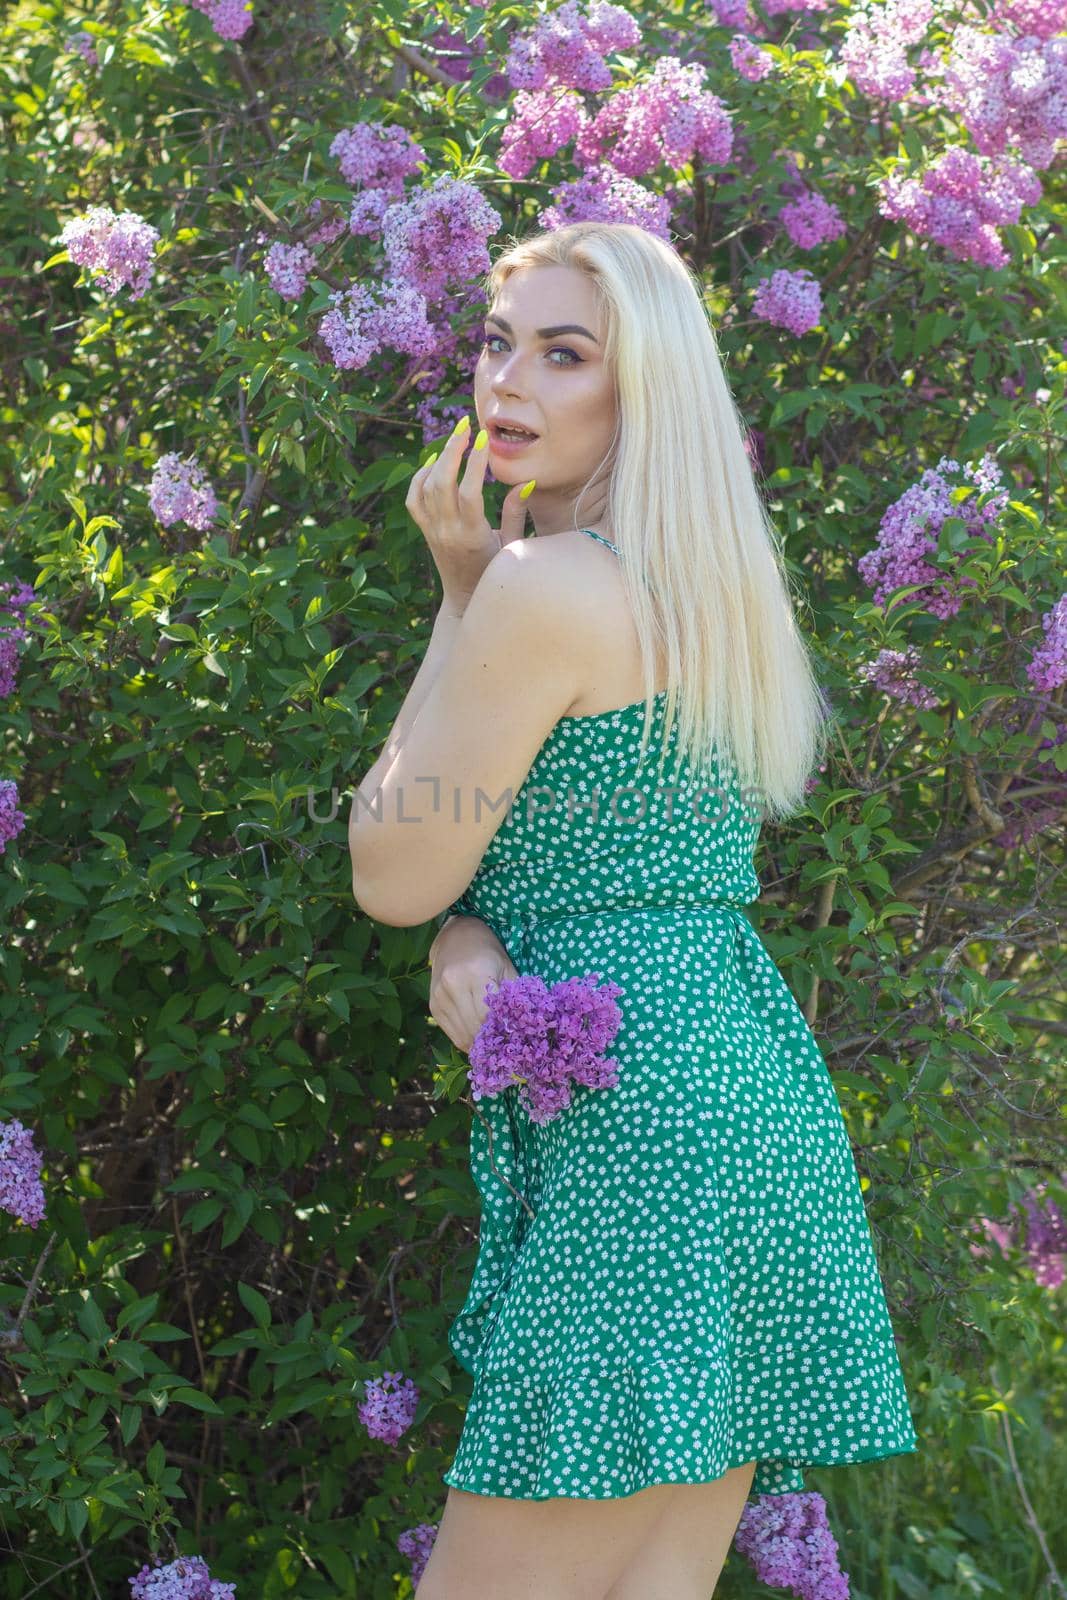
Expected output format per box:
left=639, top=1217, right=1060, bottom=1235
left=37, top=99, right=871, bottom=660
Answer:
left=349, top=221, right=918, bottom=1600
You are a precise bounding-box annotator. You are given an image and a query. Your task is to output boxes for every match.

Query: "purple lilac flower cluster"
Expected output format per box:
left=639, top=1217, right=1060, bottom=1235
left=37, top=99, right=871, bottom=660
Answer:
left=183, top=0, right=253, bottom=42
left=129, top=1555, right=236, bottom=1599
left=857, top=646, right=940, bottom=709
left=148, top=453, right=219, bottom=532
left=971, top=1176, right=1067, bottom=1290
left=358, top=1369, right=419, bottom=1445
left=857, top=453, right=1009, bottom=619
left=1026, top=593, right=1067, bottom=691
left=0, top=780, right=27, bottom=857
left=734, top=1490, right=851, bottom=1598
left=59, top=204, right=160, bottom=301
left=504, top=0, right=642, bottom=93
left=752, top=268, right=823, bottom=335
left=396, top=1521, right=439, bottom=1588
left=66, top=30, right=100, bottom=68
left=937, top=27, right=1067, bottom=171
left=730, top=36, right=775, bottom=81
left=878, top=145, right=1043, bottom=270
left=0, top=1118, right=46, bottom=1228
left=468, top=971, right=623, bottom=1126
left=263, top=241, right=315, bottom=301
left=839, top=0, right=934, bottom=101
left=0, top=579, right=37, bottom=699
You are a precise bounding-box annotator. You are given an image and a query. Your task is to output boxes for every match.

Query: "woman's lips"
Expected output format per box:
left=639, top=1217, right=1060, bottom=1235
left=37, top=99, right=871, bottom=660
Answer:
left=489, top=429, right=539, bottom=456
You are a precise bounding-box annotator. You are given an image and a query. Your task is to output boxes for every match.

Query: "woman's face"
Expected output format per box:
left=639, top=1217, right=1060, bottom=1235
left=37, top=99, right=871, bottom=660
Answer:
left=473, top=263, right=617, bottom=536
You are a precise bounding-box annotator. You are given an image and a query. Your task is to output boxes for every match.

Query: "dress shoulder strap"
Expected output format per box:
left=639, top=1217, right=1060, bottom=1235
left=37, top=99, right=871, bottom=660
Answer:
left=578, top=526, right=619, bottom=554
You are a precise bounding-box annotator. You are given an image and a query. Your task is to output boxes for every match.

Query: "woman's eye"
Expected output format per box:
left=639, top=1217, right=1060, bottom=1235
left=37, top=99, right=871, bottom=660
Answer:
left=481, top=335, right=581, bottom=366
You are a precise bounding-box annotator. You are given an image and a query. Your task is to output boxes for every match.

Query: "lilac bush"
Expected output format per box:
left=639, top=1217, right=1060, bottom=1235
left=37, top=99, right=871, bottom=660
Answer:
left=4, top=0, right=1065, bottom=1586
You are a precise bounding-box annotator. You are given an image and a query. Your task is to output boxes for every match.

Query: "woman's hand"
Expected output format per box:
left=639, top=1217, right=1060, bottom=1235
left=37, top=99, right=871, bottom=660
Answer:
left=428, top=914, right=519, bottom=1055
left=405, top=416, right=536, bottom=615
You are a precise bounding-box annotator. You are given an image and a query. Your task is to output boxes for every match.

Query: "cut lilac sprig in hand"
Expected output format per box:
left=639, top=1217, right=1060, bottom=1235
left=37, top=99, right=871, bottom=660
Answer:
left=467, top=971, right=624, bottom=1126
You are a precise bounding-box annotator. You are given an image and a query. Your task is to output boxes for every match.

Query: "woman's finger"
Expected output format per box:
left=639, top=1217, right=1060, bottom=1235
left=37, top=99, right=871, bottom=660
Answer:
left=459, top=425, right=490, bottom=499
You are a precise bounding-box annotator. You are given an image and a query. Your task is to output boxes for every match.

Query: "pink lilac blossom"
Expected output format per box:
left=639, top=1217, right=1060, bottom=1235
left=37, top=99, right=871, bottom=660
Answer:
left=263, top=241, right=315, bottom=300
left=540, top=164, right=674, bottom=238
left=59, top=204, right=160, bottom=301
left=0, top=1118, right=45, bottom=1228
left=381, top=177, right=502, bottom=299
left=990, top=0, right=1067, bottom=40
left=937, top=28, right=1067, bottom=172
left=877, top=146, right=1043, bottom=269
left=329, top=120, right=425, bottom=196
left=397, top=1523, right=439, bottom=1588
left=184, top=0, right=253, bottom=40
left=857, top=453, right=1010, bottom=619
left=66, top=30, right=100, bottom=67
left=574, top=58, right=734, bottom=176
left=778, top=188, right=847, bottom=248
left=358, top=1370, right=419, bottom=1444
left=499, top=88, right=590, bottom=180
left=838, top=0, right=935, bottom=100
left=505, top=0, right=643, bottom=93
left=734, top=1491, right=850, bottom=1599
left=468, top=971, right=623, bottom=1126
left=149, top=453, right=219, bottom=533
left=0, top=780, right=27, bottom=857
left=751, top=267, right=823, bottom=335
left=857, top=646, right=940, bottom=709
left=129, top=1555, right=236, bottom=1599
left=1025, top=593, right=1067, bottom=691
left=971, top=1177, right=1067, bottom=1289
left=730, top=36, right=775, bottom=80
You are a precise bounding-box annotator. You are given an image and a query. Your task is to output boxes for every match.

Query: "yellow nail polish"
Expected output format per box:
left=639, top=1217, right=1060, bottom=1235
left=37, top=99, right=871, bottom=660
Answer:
left=425, top=452, right=438, bottom=466
left=452, top=415, right=470, bottom=436
left=519, top=479, right=536, bottom=500
left=473, top=428, right=488, bottom=451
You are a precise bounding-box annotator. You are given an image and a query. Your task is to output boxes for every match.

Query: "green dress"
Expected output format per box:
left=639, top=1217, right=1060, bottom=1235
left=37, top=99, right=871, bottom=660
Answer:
left=442, top=527, right=919, bottom=1501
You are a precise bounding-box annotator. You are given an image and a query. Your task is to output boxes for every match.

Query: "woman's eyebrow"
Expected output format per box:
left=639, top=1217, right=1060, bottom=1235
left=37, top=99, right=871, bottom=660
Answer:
left=484, top=312, right=599, bottom=344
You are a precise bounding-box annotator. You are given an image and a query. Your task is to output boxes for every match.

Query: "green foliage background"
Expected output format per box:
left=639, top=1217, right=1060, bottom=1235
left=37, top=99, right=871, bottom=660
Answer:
left=0, top=0, right=1064, bottom=1594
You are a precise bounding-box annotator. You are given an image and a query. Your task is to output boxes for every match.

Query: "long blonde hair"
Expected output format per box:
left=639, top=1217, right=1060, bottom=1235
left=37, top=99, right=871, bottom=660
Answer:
left=482, top=221, right=829, bottom=824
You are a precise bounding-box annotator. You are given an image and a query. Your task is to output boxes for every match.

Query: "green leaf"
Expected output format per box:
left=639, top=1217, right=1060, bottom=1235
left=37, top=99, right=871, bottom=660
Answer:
left=169, top=1387, right=225, bottom=1415
left=238, top=1281, right=272, bottom=1328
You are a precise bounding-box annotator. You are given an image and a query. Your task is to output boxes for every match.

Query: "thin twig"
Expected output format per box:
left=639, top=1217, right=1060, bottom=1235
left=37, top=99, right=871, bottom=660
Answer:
left=999, top=1410, right=1067, bottom=1598
left=0, top=1230, right=59, bottom=1350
